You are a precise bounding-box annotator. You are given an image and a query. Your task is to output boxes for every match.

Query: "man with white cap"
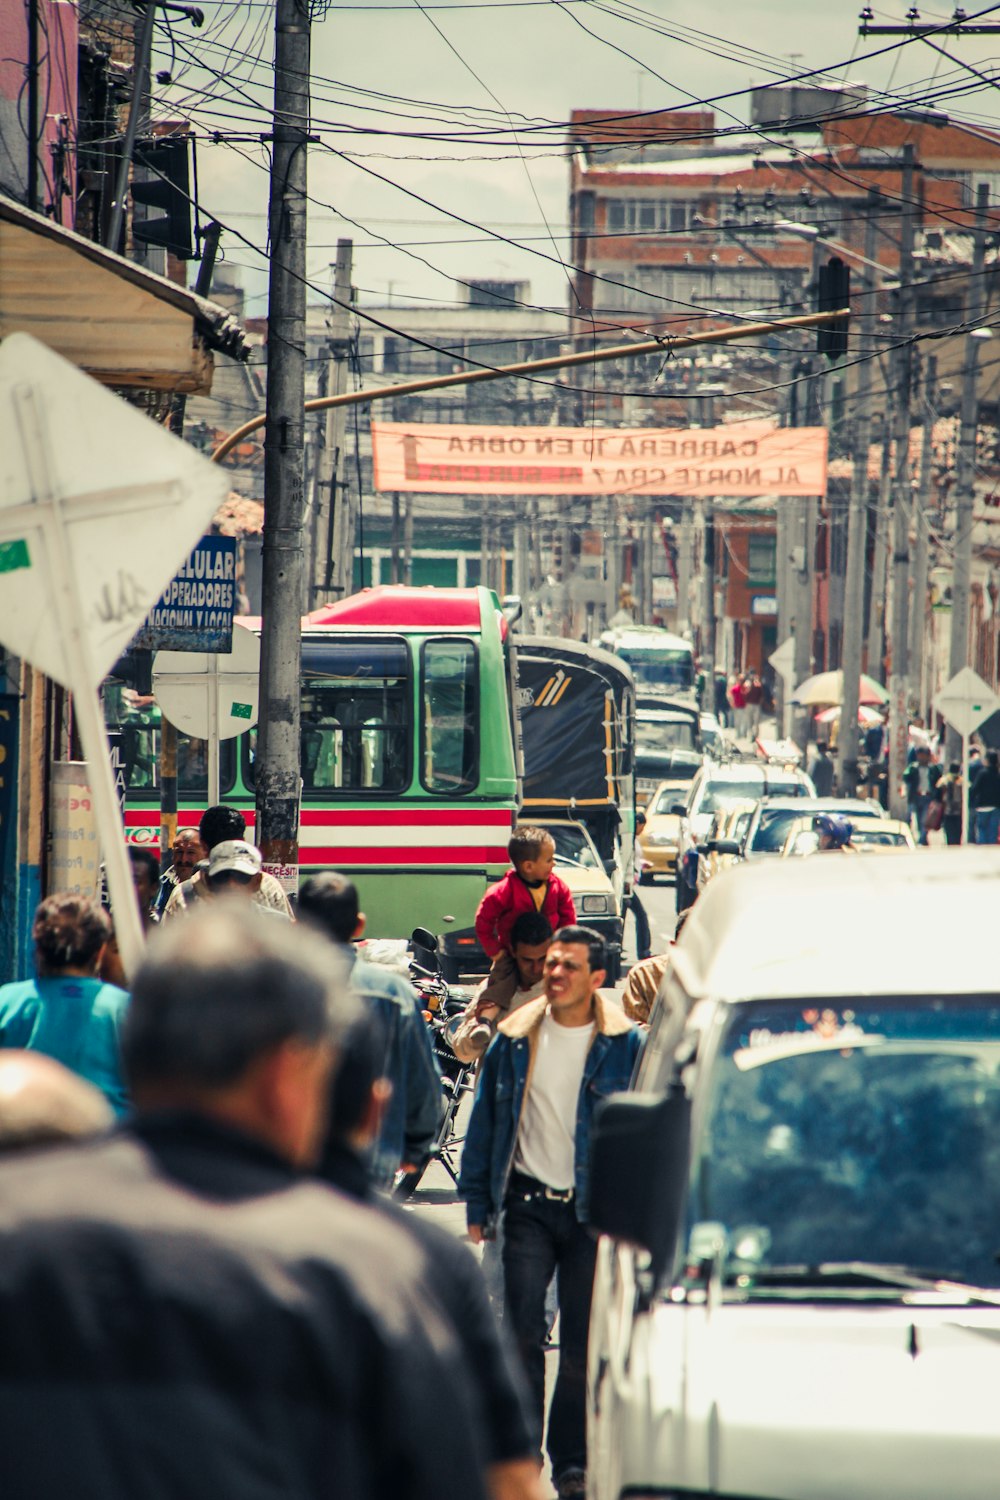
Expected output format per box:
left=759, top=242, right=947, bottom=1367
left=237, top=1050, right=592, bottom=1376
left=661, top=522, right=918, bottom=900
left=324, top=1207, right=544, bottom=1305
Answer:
left=204, top=840, right=291, bottom=918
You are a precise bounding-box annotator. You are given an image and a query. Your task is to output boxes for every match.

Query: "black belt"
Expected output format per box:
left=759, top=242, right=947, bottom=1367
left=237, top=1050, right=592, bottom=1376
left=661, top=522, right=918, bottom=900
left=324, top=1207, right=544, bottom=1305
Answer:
left=507, top=1169, right=574, bottom=1203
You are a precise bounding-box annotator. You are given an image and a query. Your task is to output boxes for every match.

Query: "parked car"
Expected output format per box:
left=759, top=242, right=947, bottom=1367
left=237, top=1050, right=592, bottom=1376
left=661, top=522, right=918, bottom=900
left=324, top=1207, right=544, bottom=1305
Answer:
left=740, top=797, right=888, bottom=860
left=782, top=815, right=916, bottom=857
left=672, top=762, right=815, bottom=911
left=588, top=847, right=1000, bottom=1500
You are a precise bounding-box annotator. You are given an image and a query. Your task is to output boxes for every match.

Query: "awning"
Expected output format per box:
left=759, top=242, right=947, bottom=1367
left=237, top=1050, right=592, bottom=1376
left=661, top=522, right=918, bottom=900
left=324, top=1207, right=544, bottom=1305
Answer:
left=0, top=194, right=250, bottom=395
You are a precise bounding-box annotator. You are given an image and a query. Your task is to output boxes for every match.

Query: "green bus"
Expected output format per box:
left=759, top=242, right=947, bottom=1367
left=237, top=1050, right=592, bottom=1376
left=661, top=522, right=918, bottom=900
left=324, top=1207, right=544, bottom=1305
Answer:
left=111, top=585, right=520, bottom=941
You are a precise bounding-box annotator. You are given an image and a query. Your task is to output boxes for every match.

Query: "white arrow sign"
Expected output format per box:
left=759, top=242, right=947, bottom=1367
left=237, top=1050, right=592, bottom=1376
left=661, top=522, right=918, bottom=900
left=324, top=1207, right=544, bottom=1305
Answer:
left=0, top=333, right=229, bottom=977
left=768, top=636, right=796, bottom=681
left=933, top=667, right=1000, bottom=740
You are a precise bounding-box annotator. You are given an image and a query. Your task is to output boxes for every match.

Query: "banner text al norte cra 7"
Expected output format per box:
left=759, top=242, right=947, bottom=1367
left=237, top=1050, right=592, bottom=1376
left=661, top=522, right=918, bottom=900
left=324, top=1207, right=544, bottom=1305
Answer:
left=371, top=420, right=828, bottom=498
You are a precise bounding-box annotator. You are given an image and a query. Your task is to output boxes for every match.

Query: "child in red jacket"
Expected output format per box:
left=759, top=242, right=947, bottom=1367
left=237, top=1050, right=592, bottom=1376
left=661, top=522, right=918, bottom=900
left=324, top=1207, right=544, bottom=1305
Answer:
left=471, top=826, right=576, bottom=1028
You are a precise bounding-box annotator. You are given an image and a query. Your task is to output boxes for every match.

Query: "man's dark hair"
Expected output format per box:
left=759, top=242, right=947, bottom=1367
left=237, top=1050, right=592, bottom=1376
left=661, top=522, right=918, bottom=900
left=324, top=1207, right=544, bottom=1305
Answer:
left=33, top=895, right=111, bottom=976
left=298, top=872, right=360, bottom=945
left=508, top=824, right=554, bottom=869
left=129, top=846, right=160, bottom=889
left=552, top=923, right=607, bottom=974
left=198, top=804, right=246, bottom=852
left=325, top=1011, right=388, bottom=1143
left=123, top=905, right=357, bottom=1091
left=509, top=911, right=553, bottom=949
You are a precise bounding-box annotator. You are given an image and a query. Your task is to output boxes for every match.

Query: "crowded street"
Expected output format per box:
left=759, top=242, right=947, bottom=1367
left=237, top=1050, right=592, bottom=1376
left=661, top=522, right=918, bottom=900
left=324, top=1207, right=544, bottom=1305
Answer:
left=6, top=0, right=1000, bottom=1496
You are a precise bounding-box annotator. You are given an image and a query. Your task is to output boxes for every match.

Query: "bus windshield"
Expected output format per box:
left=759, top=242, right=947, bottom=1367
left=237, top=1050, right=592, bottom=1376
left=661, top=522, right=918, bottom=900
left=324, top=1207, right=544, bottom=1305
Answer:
left=637, top=715, right=697, bottom=752
left=691, top=997, right=1000, bottom=1292
left=618, top=647, right=693, bottom=691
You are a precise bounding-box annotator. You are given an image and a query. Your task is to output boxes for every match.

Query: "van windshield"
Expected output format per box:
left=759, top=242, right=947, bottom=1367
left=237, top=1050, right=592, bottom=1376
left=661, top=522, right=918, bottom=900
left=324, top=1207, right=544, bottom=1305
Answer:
left=690, top=997, right=1000, bottom=1291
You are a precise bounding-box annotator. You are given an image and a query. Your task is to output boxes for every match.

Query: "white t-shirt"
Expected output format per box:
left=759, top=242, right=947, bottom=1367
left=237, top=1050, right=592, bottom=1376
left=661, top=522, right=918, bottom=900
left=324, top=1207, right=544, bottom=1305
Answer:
left=514, top=1012, right=595, bottom=1191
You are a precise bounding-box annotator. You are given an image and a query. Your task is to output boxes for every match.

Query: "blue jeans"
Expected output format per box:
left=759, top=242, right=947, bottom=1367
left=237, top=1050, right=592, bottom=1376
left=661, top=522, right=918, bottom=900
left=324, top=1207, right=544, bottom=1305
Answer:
left=975, top=807, right=1000, bottom=845
left=910, top=795, right=932, bottom=846
left=502, top=1177, right=597, bottom=1480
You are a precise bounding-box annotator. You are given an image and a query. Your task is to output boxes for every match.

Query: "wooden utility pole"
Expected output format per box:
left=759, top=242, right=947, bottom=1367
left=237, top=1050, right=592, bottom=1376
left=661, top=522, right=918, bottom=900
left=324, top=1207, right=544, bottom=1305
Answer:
left=837, top=196, right=879, bottom=795
left=947, top=183, right=992, bottom=759
left=909, top=354, right=937, bottom=724
left=256, top=0, right=311, bottom=900
left=887, top=143, right=917, bottom=821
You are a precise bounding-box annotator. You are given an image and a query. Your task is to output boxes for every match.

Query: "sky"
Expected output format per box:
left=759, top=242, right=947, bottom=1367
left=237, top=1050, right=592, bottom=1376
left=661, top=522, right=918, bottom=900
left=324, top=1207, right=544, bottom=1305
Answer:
left=151, top=0, right=1000, bottom=317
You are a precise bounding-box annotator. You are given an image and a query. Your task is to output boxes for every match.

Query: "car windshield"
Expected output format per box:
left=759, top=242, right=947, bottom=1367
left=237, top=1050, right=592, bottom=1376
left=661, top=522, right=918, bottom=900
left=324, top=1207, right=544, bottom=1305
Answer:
left=637, top=717, right=697, bottom=752
left=618, top=648, right=693, bottom=690
left=690, top=997, right=1000, bottom=1291
left=545, top=825, right=600, bottom=868
left=853, top=829, right=908, bottom=847
left=701, top=778, right=802, bottom=814
left=749, top=806, right=812, bottom=853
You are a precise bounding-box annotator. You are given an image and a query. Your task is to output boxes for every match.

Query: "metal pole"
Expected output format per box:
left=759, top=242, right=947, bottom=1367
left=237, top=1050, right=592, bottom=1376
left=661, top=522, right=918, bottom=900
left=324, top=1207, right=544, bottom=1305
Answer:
left=947, top=183, right=991, bottom=760
left=256, top=0, right=311, bottom=900
left=701, top=501, right=716, bottom=713
left=312, top=240, right=353, bottom=607
left=867, top=411, right=892, bottom=675
left=837, top=196, right=879, bottom=796
left=791, top=497, right=812, bottom=750
left=642, top=507, right=655, bottom=624
left=909, top=353, right=937, bottom=723
left=106, top=0, right=157, bottom=253
left=962, top=729, right=970, bottom=844
left=403, top=495, right=413, bottom=584
left=390, top=492, right=401, bottom=583
left=26, top=0, right=40, bottom=213
left=207, top=653, right=220, bottom=809
left=888, top=144, right=918, bottom=821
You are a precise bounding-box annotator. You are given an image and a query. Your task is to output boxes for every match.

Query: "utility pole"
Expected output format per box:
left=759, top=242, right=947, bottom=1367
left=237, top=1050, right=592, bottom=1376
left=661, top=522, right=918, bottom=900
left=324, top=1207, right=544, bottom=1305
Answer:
left=675, top=502, right=692, bottom=636
left=311, top=239, right=353, bottom=608
left=909, top=354, right=937, bottom=724
left=26, top=0, right=40, bottom=212
left=107, top=1, right=157, bottom=252
left=866, top=408, right=892, bottom=675
left=256, top=0, right=311, bottom=900
left=837, top=196, right=879, bottom=796
left=947, top=183, right=991, bottom=759
left=390, top=492, right=401, bottom=583
left=641, top=507, right=655, bottom=624
left=887, top=143, right=917, bottom=821
left=701, top=503, right=716, bottom=712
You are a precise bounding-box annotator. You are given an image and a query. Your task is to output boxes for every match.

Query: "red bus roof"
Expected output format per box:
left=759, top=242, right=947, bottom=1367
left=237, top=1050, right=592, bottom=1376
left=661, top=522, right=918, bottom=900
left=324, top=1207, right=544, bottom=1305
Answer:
left=306, top=586, right=487, bottom=630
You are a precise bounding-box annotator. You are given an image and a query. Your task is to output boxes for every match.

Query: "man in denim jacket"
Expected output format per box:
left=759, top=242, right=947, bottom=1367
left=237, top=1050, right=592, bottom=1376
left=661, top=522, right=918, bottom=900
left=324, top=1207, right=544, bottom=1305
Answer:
left=459, top=925, right=642, bottom=1500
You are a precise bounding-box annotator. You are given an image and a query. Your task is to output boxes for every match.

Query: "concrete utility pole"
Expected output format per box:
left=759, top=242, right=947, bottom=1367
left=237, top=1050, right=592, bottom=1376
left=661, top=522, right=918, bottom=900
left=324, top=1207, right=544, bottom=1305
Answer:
left=887, top=143, right=918, bottom=821
left=675, top=503, right=692, bottom=636
left=837, top=197, right=879, bottom=795
left=947, top=183, right=992, bottom=759
left=866, top=409, right=892, bottom=675
left=641, top=507, right=655, bottom=624
left=311, top=239, right=353, bottom=608
left=256, top=0, right=311, bottom=899
left=909, top=354, right=937, bottom=723
left=107, top=0, right=157, bottom=253
left=701, top=502, right=716, bottom=712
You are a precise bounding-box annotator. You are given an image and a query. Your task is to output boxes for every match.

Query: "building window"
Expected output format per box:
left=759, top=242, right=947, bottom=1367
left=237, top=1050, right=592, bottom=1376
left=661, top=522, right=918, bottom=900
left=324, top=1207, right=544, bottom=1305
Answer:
left=748, top=534, right=777, bottom=586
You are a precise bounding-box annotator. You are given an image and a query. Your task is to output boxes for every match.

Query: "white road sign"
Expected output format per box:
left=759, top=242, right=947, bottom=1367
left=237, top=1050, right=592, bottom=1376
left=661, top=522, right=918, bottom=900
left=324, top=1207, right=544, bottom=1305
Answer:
left=933, top=667, right=1000, bottom=739
left=154, top=623, right=261, bottom=807
left=0, top=333, right=229, bottom=977
left=768, top=636, right=796, bottom=681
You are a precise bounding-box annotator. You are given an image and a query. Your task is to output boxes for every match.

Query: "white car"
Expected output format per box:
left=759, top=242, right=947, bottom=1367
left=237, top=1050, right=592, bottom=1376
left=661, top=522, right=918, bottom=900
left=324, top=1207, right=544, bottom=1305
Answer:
left=536, top=818, right=623, bottom=981
left=588, top=848, right=1000, bottom=1500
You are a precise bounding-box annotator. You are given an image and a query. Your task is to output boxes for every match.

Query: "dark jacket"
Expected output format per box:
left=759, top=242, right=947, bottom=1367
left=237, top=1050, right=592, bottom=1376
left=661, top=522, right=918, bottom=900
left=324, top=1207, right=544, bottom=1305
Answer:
left=970, top=766, right=1000, bottom=809
left=903, top=761, right=942, bottom=800
left=459, top=993, right=643, bottom=1230
left=348, top=954, right=443, bottom=1185
left=319, top=1142, right=537, bottom=1464
left=0, top=1115, right=488, bottom=1500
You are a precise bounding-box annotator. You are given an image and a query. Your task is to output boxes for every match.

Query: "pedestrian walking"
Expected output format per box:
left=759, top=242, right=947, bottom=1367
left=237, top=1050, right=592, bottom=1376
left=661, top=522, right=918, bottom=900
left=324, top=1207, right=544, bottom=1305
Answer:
left=970, top=749, right=1000, bottom=845
left=153, top=827, right=206, bottom=919
left=903, top=745, right=942, bottom=846
left=935, top=762, right=964, bottom=845
left=160, top=804, right=292, bottom=920
left=627, top=811, right=652, bottom=961
left=459, top=925, right=643, bottom=1499
left=808, top=739, right=835, bottom=797
left=0, top=906, right=490, bottom=1500
left=298, top=871, right=442, bottom=1187
left=728, top=674, right=747, bottom=739
left=450, top=911, right=552, bottom=1064
left=0, top=894, right=129, bottom=1115
left=744, top=671, right=763, bottom=738
left=316, top=1010, right=544, bottom=1500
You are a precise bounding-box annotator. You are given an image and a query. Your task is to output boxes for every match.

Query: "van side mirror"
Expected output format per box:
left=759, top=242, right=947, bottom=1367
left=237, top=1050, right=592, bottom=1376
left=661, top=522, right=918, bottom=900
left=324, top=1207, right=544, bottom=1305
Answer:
left=589, top=1088, right=691, bottom=1281
left=713, top=839, right=742, bottom=856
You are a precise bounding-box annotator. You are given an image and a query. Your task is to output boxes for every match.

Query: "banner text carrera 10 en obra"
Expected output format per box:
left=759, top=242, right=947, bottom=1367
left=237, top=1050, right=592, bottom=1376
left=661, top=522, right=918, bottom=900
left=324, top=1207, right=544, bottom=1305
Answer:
left=371, top=420, right=828, bottom=498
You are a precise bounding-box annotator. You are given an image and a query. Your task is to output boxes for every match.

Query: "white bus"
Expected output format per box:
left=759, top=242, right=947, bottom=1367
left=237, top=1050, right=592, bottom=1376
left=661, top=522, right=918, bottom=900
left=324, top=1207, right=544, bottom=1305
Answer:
left=598, top=624, right=695, bottom=700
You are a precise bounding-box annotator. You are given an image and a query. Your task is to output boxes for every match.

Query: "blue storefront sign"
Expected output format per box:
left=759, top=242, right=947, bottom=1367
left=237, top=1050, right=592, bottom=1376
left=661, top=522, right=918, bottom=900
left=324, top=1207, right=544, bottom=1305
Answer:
left=132, top=535, right=237, bottom=653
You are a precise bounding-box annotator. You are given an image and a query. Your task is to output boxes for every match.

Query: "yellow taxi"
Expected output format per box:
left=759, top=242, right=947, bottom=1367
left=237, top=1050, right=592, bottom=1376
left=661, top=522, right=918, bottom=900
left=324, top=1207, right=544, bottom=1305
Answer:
left=637, top=780, right=688, bottom=882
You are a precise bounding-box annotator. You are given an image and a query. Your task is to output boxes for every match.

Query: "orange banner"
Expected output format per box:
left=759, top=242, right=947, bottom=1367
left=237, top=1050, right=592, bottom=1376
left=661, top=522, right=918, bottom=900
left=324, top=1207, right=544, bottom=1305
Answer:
left=371, top=420, right=828, bottom=498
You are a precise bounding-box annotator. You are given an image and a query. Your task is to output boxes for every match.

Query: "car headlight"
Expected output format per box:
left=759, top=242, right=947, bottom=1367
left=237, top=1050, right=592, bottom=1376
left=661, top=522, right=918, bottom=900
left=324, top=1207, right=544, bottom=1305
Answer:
left=581, top=894, right=612, bottom=914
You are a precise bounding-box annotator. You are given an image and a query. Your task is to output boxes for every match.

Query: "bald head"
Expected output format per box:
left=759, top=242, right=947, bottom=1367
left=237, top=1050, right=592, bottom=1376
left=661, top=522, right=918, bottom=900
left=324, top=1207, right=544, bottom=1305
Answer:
left=0, top=1053, right=114, bottom=1152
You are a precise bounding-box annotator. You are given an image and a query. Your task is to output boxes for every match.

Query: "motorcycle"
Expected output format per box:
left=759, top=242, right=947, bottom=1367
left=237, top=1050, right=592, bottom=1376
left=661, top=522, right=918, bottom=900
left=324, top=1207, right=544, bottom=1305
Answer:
left=394, top=927, right=477, bottom=1199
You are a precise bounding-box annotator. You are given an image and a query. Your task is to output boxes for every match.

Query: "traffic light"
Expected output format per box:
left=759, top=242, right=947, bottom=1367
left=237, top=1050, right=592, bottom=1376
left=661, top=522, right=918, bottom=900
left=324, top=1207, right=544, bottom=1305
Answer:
left=131, top=138, right=193, bottom=259
left=816, top=255, right=850, bottom=362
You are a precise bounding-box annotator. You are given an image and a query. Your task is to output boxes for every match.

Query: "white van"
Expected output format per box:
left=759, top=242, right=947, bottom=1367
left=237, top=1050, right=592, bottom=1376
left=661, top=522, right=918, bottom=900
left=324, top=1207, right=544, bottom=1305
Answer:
left=588, top=848, right=1000, bottom=1500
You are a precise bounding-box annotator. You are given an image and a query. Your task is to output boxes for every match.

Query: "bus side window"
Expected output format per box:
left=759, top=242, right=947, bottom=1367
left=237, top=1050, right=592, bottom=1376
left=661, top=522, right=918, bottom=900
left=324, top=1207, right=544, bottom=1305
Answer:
left=421, top=638, right=478, bottom=795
